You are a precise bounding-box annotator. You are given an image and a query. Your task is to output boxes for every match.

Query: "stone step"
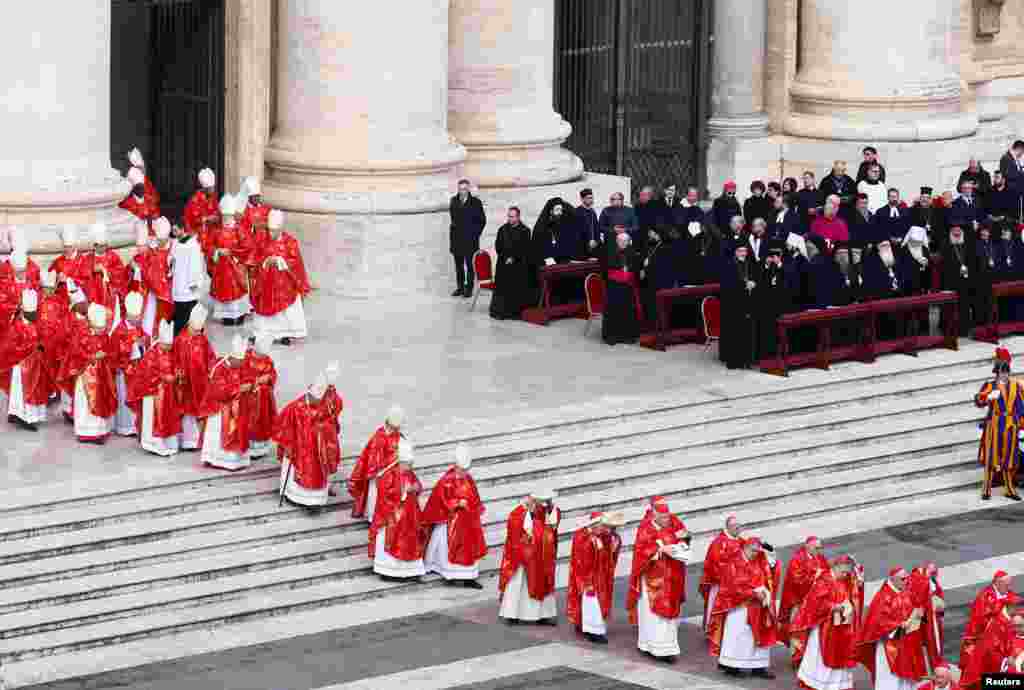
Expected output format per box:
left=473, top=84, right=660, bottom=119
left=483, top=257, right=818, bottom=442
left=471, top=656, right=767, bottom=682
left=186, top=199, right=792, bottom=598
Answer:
left=0, top=448, right=974, bottom=643
left=0, top=420, right=979, bottom=615
left=0, top=372, right=984, bottom=547
left=0, top=465, right=978, bottom=664
left=0, top=349, right=998, bottom=522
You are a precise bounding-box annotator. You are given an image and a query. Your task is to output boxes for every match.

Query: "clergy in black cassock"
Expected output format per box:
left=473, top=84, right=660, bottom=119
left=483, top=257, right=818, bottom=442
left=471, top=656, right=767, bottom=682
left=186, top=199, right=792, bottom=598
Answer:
left=603, top=230, right=642, bottom=345
left=941, top=226, right=976, bottom=336
left=756, top=244, right=792, bottom=361
left=532, top=197, right=581, bottom=305
left=719, top=243, right=760, bottom=369
left=490, top=208, right=535, bottom=320
left=640, top=224, right=680, bottom=325
left=973, top=223, right=997, bottom=332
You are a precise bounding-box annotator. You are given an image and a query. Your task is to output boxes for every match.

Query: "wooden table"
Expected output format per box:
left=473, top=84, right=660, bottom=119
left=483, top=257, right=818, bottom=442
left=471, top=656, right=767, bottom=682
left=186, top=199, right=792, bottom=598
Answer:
left=760, top=291, right=960, bottom=376
left=521, top=260, right=600, bottom=326
left=973, top=280, right=1024, bottom=343
left=638, top=283, right=720, bottom=351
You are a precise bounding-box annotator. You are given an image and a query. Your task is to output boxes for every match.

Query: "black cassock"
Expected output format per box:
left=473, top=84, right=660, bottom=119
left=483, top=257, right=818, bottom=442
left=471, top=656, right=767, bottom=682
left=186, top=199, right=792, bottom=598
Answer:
left=490, top=222, right=536, bottom=320
left=941, top=242, right=976, bottom=336
left=720, top=257, right=760, bottom=369
left=756, top=264, right=792, bottom=360
left=602, top=247, right=642, bottom=345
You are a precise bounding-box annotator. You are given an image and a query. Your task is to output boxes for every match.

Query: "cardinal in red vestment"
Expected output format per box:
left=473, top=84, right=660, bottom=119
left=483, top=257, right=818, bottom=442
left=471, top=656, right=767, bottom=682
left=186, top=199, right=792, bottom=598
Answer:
left=110, top=292, right=147, bottom=436
left=35, top=278, right=67, bottom=403
left=183, top=168, right=220, bottom=242
left=173, top=303, right=216, bottom=450
left=0, top=249, right=42, bottom=293
left=127, top=148, right=161, bottom=206
left=701, top=515, right=744, bottom=630
left=1000, top=612, right=1024, bottom=677
left=320, top=362, right=344, bottom=489
left=82, top=223, right=129, bottom=322
left=127, top=223, right=149, bottom=296
left=960, top=571, right=1016, bottom=679
left=857, top=567, right=928, bottom=688
left=709, top=536, right=780, bottom=677
left=60, top=304, right=118, bottom=443
left=790, top=555, right=864, bottom=690
left=369, top=439, right=425, bottom=580
left=128, top=320, right=182, bottom=456
left=422, top=445, right=488, bottom=588
left=780, top=537, right=830, bottom=646
left=49, top=226, right=90, bottom=305
left=960, top=591, right=1020, bottom=689
left=0, top=290, right=50, bottom=430
left=239, top=177, right=271, bottom=238
left=119, top=167, right=160, bottom=222
left=250, top=209, right=310, bottom=344
left=273, top=368, right=342, bottom=508
left=140, top=218, right=175, bottom=336
left=918, top=664, right=962, bottom=689
left=908, top=562, right=946, bottom=671
left=55, top=285, right=90, bottom=420
left=242, top=334, right=277, bottom=459
left=348, top=406, right=403, bottom=520
left=566, top=511, right=624, bottom=644
left=198, top=335, right=251, bottom=471
left=207, top=194, right=252, bottom=325
left=498, top=491, right=560, bottom=625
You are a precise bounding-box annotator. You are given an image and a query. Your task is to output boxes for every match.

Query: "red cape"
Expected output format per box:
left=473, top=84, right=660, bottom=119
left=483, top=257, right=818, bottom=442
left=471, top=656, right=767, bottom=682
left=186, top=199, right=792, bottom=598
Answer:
left=420, top=467, right=487, bottom=566
left=566, top=526, right=621, bottom=628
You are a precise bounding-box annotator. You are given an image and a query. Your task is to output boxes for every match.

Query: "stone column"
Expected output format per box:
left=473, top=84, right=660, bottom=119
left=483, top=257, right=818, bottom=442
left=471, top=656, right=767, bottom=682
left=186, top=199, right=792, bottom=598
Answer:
left=707, top=0, right=770, bottom=138
left=0, top=0, right=132, bottom=255
left=224, top=0, right=274, bottom=188
left=786, top=0, right=977, bottom=141
left=447, top=0, right=583, bottom=188
left=262, top=0, right=466, bottom=214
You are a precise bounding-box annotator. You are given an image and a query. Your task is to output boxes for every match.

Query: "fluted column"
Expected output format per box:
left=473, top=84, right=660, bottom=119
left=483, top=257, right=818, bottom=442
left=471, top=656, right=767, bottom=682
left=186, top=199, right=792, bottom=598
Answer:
left=0, top=0, right=132, bottom=254
left=263, top=0, right=465, bottom=214
left=447, top=0, right=583, bottom=187
left=708, top=0, right=770, bottom=138
left=786, top=0, right=977, bottom=141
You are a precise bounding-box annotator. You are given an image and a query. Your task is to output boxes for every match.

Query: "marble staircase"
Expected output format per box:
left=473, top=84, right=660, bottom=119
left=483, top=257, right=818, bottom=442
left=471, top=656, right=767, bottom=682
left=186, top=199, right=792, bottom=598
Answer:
left=0, top=348, right=1001, bottom=671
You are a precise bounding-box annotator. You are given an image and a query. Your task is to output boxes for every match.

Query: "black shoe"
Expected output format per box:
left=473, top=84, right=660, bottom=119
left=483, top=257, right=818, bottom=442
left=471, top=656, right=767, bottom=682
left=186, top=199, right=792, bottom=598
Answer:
left=584, top=633, right=608, bottom=645
left=718, top=665, right=741, bottom=676
left=538, top=617, right=558, bottom=626
left=462, top=580, right=484, bottom=590
left=280, top=337, right=292, bottom=346
left=222, top=318, right=232, bottom=326
left=462, top=287, right=473, bottom=298
left=1009, top=494, right=1022, bottom=501
left=983, top=492, right=992, bottom=500
left=452, top=288, right=464, bottom=297
left=6, top=415, right=15, bottom=425
left=502, top=617, right=519, bottom=626
left=22, top=422, right=37, bottom=432
left=750, top=669, right=776, bottom=679
left=63, top=412, right=73, bottom=424
left=443, top=578, right=462, bottom=587
left=656, top=655, right=677, bottom=664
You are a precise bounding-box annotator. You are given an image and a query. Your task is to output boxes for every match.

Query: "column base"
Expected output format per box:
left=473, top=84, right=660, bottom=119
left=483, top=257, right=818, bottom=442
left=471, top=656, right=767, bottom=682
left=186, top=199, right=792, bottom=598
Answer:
left=784, top=111, right=979, bottom=142
left=706, top=136, right=783, bottom=197
left=283, top=172, right=628, bottom=300
left=707, top=114, right=771, bottom=139
left=460, top=144, right=584, bottom=189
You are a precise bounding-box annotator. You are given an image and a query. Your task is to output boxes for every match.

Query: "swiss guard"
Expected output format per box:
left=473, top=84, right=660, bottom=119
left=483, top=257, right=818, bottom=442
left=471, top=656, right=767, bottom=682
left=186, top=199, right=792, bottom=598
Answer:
left=975, top=346, right=1024, bottom=501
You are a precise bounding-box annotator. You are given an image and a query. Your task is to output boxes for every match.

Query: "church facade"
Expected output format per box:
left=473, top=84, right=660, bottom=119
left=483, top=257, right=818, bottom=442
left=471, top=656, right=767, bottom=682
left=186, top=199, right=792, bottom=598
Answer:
left=3, top=1, right=1024, bottom=297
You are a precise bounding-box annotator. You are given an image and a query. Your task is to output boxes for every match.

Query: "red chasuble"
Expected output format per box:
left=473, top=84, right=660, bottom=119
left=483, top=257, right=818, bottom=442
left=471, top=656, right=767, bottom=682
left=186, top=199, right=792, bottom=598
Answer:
left=960, top=585, right=1014, bottom=677
left=242, top=352, right=277, bottom=443
left=61, top=330, right=118, bottom=419
left=183, top=190, right=219, bottom=237
left=250, top=232, right=310, bottom=316
left=700, top=531, right=743, bottom=614
left=128, top=248, right=148, bottom=295
left=498, top=503, right=559, bottom=602
left=0, top=317, right=50, bottom=404
left=368, top=466, right=424, bottom=561
left=172, top=329, right=216, bottom=417
left=126, top=346, right=182, bottom=438
left=207, top=226, right=251, bottom=303
left=198, top=362, right=249, bottom=453
left=109, top=320, right=145, bottom=375
left=908, top=566, right=946, bottom=670
left=789, top=571, right=863, bottom=671
left=857, top=581, right=927, bottom=682
left=54, top=315, right=88, bottom=397
left=627, top=522, right=687, bottom=624
left=961, top=606, right=1015, bottom=689
left=0, top=260, right=42, bottom=291
left=81, top=252, right=128, bottom=313
left=239, top=203, right=271, bottom=236
left=347, top=425, right=400, bottom=518
left=421, top=468, right=488, bottom=567
left=707, top=551, right=780, bottom=657
left=36, top=294, right=68, bottom=393
left=1003, top=635, right=1024, bottom=676
left=566, top=525, right=621, bottom=629
left=118, top=194, right=160, bottom=222
left=49, top=253, right=90, bottom=303
left=779, top=545, right=830, bottom=641
left=272, top=396, right=340, bottom=492
left=141, top=244, right=174, bottom=322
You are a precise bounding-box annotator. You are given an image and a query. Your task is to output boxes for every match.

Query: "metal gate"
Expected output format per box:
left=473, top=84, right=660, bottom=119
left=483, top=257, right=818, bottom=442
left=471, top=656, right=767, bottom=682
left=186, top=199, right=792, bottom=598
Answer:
left=555, top=0, right=710, bottom=194
left=111, top=0, right=225, bottom=222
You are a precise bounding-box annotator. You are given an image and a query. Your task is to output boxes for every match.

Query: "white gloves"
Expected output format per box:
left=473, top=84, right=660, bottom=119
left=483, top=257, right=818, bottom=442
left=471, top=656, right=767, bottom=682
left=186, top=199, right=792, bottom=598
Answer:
left=212, top=249, right=222, bottom=262
left=545, top=506, right=559, bottom=526
left=275, top=256, right=288, bottom=271
left=544, top=257, right=556, bottom=266
left=989, top=389, right=1002, bottom=401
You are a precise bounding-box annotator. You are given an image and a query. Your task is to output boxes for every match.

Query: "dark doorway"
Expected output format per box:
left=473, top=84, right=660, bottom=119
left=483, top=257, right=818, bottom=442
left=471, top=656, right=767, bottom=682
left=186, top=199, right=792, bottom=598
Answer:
left=554, top=0, right=711, bottom=197
left=111, top=0, right=225, bottom=222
